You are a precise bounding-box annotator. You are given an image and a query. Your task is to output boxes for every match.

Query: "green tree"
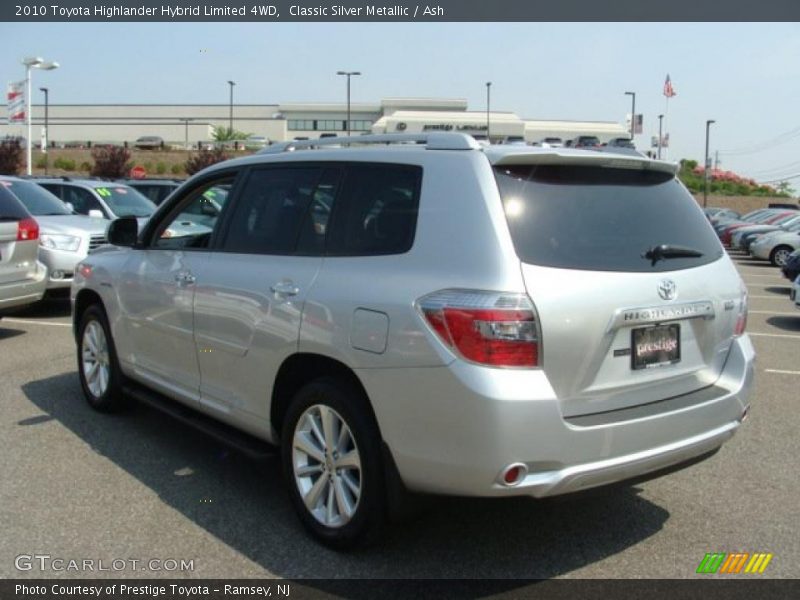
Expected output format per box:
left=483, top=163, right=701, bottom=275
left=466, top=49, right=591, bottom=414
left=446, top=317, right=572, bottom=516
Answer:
left=211, top=126, right=251, bottom=142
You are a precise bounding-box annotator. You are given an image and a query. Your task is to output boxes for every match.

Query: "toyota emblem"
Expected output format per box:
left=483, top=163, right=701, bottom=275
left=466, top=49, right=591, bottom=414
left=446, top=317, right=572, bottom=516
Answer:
left=658, top=279, right=677, bottom=301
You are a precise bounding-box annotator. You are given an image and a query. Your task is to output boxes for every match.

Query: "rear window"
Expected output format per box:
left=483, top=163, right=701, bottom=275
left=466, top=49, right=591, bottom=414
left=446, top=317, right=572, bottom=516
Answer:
left=1, top=179, right=70, bottom=216
left=494, top=164, right=723, bottom=272
left=0, top=185, right=31, bottom=220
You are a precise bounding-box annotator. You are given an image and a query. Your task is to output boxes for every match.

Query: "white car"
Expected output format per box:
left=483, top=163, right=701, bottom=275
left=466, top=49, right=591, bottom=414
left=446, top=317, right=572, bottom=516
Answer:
left=749, top=230, right=800, bottom=266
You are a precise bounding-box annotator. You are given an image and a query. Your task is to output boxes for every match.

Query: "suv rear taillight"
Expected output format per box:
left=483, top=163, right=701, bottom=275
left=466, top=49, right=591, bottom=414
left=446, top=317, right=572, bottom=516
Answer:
left=418, top=290, right=540, bottom=367
left=17, top=217, right=39, bottom=242
left=734, top=287, right=748, bottom=337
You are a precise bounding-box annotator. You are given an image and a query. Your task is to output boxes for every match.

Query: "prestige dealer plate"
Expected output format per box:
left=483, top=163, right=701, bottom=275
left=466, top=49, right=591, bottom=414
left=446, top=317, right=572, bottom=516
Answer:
left=632, top=324, right=681, bottom=370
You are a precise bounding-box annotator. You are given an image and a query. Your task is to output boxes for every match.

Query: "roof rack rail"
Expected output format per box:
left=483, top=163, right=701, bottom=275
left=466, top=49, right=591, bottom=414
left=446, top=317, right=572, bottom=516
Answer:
left=257, top=132, right=480, bottom=154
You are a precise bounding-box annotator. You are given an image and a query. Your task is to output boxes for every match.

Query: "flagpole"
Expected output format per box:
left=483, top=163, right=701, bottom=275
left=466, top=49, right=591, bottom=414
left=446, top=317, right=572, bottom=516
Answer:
left=663, top=95, right=669, bottom=160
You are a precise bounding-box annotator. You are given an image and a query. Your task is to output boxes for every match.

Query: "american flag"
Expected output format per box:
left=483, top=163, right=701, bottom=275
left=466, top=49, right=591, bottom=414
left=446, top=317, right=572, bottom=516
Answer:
left=663, top=74, right=676, bottom=98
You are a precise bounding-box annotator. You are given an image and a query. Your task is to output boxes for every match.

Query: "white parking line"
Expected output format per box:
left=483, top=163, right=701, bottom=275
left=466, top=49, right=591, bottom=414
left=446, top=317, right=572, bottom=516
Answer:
left=765, top=369, right=800, bottom=376
left=1, top=318, right=71, bottom=328
left=748, top=310, right=799, bottom=316
left=748, top=332, right=800, bottom=339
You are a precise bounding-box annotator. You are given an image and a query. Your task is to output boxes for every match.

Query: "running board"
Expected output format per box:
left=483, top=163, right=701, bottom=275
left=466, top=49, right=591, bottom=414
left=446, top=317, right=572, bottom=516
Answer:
left=122, top=383, right=277, bottom=460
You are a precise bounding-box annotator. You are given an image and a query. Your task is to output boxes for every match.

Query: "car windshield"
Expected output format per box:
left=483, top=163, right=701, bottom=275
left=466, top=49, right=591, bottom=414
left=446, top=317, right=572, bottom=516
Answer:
left=93, top=185, right=156, bottom=217
left=0, top=179, right=71, bottom=215
left=494, top=164, right=723, bottom=272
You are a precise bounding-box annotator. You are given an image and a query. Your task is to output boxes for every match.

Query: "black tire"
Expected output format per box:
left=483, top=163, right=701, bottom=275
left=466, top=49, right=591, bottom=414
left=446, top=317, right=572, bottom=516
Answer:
left=770, top=245, right=793, bottom=267
left=281, top=377, right=386, bottom=550
left=76, top=304, right=128, bottom=412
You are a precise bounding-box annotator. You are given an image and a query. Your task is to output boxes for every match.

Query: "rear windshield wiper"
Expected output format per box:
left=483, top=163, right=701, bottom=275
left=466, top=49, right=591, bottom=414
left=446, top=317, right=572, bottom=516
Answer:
left=642, top=244, right=704, bottom=265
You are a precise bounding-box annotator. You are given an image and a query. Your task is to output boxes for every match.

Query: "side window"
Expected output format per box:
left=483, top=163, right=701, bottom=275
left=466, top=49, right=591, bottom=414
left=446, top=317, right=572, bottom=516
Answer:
left=152, top=178, right=235, bottom=250
left=296, top=168, right=342, bottom=255
left=326, top=164, right=421, bottom=256
left=66, top=188, right=103, bottom=216
left=220, top=167, right=322, bottom=255
left=40, top=184, right=64, bottom=201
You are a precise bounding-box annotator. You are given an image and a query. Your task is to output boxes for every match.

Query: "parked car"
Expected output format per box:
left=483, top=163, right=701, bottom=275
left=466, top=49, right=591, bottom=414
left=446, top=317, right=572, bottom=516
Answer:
left=730, top=213, right=800, bottom=250
left=749, top=230, right=800, bottom=266
left=538, top=137, right=564, bottom=148
left=134, top=136, right=164, bottom=150
left=117, top=179, right=182, bottom=206
left=0, top=177, right=108, bottom=291
left=704, top=208, right=739, bottom=223
left=605, top=137, right=636, bottom=149
left=72, top=133, right=753, bottom=549
left=781, top=249, right=800, bottom=282
left=0, top=185, right=47, bottom=312
left=718, top=210, right=791, bottom=246
left=571, top=135, right=602, bottom=148
left=34, top=179, right=156, bottom=227
left=244, top=136, right=269, bottom=151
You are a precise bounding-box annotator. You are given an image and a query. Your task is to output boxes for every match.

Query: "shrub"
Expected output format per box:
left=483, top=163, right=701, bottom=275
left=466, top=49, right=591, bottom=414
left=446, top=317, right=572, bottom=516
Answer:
left=156, top=161, right=167, bottom=175
left=79, top=161, right=92, bottom=172
left=185, top=147, right=229, bottom=176
left=90, top=146, right=132, bottom=178
left=170, top=163, right=184, bottom=175
left=53, top=157, right=76, bottom=171
left=0, top=139, right=23, bottom=175
left=35, top=155, right=48, bottom=169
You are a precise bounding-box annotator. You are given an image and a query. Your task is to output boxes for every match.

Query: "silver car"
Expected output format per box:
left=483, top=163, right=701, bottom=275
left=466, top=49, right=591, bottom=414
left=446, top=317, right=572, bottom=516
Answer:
left=0, top=186, right=47, bottom=311
left=1, top=177, right=108, bottom=290
left=71, top=133, right=754, bottom=549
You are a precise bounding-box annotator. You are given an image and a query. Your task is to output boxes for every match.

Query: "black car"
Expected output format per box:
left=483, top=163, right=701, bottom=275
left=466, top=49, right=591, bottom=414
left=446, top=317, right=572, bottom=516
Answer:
left=781, top=249, right=800, bottom=282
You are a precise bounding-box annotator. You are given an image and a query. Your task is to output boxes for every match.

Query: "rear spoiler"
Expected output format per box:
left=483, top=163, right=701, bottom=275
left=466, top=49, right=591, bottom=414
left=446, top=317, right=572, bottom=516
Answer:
left=488, top=150, right=679, bottom=175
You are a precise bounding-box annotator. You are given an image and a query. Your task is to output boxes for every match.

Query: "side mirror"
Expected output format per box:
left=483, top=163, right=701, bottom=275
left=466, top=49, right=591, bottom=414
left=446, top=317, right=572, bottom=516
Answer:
left=107, top=216, right=138, bottom=247
left=88, top=209, right=105, bottom=219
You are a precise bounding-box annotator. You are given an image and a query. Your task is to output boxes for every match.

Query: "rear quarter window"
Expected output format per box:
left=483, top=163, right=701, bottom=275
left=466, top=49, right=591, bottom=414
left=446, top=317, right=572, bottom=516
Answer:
left=494, top=164, right=723, bottom=272
left=325, top=164, right=421, bottom=256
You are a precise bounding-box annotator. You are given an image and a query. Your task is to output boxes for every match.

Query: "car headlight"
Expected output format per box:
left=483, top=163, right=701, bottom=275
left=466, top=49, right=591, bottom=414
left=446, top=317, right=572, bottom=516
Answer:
left=40, top=233, right=81, bottom=252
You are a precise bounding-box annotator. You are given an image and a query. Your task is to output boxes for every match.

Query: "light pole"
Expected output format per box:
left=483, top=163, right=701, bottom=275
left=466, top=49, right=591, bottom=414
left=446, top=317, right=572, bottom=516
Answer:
left=227, top=80, right=235, bottom=134
left=179, top=118, right=193, bottom=150
left=39, top=87, right=49, bottom=174
left=22, top=56, right=59, bottom=175
left=337, top=71, right=361, bottom=137
left=657, top=114, right=664, bottom=160
left=704, top=119, right=715, bottom=208
left=486, top=82, right=492, bottom=143
left=624, top=91, right=636, bottom=141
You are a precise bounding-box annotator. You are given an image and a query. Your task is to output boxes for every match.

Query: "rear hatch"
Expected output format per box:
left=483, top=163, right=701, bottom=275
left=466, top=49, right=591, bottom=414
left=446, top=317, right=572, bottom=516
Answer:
left=492, top=154, right=744, bottom=417
left=0, top=186, right=39, bottom=285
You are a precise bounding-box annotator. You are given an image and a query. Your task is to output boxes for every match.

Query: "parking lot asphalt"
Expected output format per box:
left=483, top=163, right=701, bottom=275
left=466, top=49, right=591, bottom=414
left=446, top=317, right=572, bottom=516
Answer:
left=0, top=253, right=798, bottom=581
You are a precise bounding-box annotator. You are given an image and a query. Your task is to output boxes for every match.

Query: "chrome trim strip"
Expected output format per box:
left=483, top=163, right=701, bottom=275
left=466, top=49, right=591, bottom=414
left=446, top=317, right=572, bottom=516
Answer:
left=607, top=301, right=715, bottom=332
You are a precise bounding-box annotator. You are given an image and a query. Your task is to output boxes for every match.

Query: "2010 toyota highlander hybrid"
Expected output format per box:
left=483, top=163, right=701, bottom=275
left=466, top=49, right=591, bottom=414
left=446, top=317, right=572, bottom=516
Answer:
left=71, top=133, right=754, bottom=548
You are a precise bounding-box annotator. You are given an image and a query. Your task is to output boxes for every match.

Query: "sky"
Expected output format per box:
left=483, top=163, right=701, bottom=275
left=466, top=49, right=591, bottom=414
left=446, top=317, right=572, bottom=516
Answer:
left=2, top=22, right=800, bottom=189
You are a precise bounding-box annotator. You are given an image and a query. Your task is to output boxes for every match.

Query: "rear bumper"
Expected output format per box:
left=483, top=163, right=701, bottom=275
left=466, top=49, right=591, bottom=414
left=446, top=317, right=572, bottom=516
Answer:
left=359, top=334, right=754, bottom=498
left=0, top=262, right=48, bottom=310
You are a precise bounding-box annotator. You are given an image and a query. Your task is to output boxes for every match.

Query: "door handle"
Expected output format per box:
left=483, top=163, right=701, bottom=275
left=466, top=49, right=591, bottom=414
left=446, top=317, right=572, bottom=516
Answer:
left=270, top=281, right=300, bottom=297
left=174, top=271, right=196, bottom=285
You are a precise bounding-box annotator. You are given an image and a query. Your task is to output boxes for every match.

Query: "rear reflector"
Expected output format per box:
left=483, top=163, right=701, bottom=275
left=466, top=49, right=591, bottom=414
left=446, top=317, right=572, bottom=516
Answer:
left=17, top=217, right=39, bottom=242
left=734, top=286, right=748, bottom=337
left=418, top=290, right=540, bottom=367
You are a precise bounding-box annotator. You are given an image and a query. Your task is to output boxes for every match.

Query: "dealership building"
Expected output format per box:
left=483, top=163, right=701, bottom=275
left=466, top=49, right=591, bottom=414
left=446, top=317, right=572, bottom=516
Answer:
left=1, top=97, right=629, bottom=146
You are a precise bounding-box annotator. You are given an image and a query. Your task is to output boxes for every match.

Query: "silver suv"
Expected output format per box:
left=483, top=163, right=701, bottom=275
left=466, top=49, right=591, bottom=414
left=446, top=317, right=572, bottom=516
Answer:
left=71, top=133, right=754, bottom=549
left=1, top=177, right=109, bottom=291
